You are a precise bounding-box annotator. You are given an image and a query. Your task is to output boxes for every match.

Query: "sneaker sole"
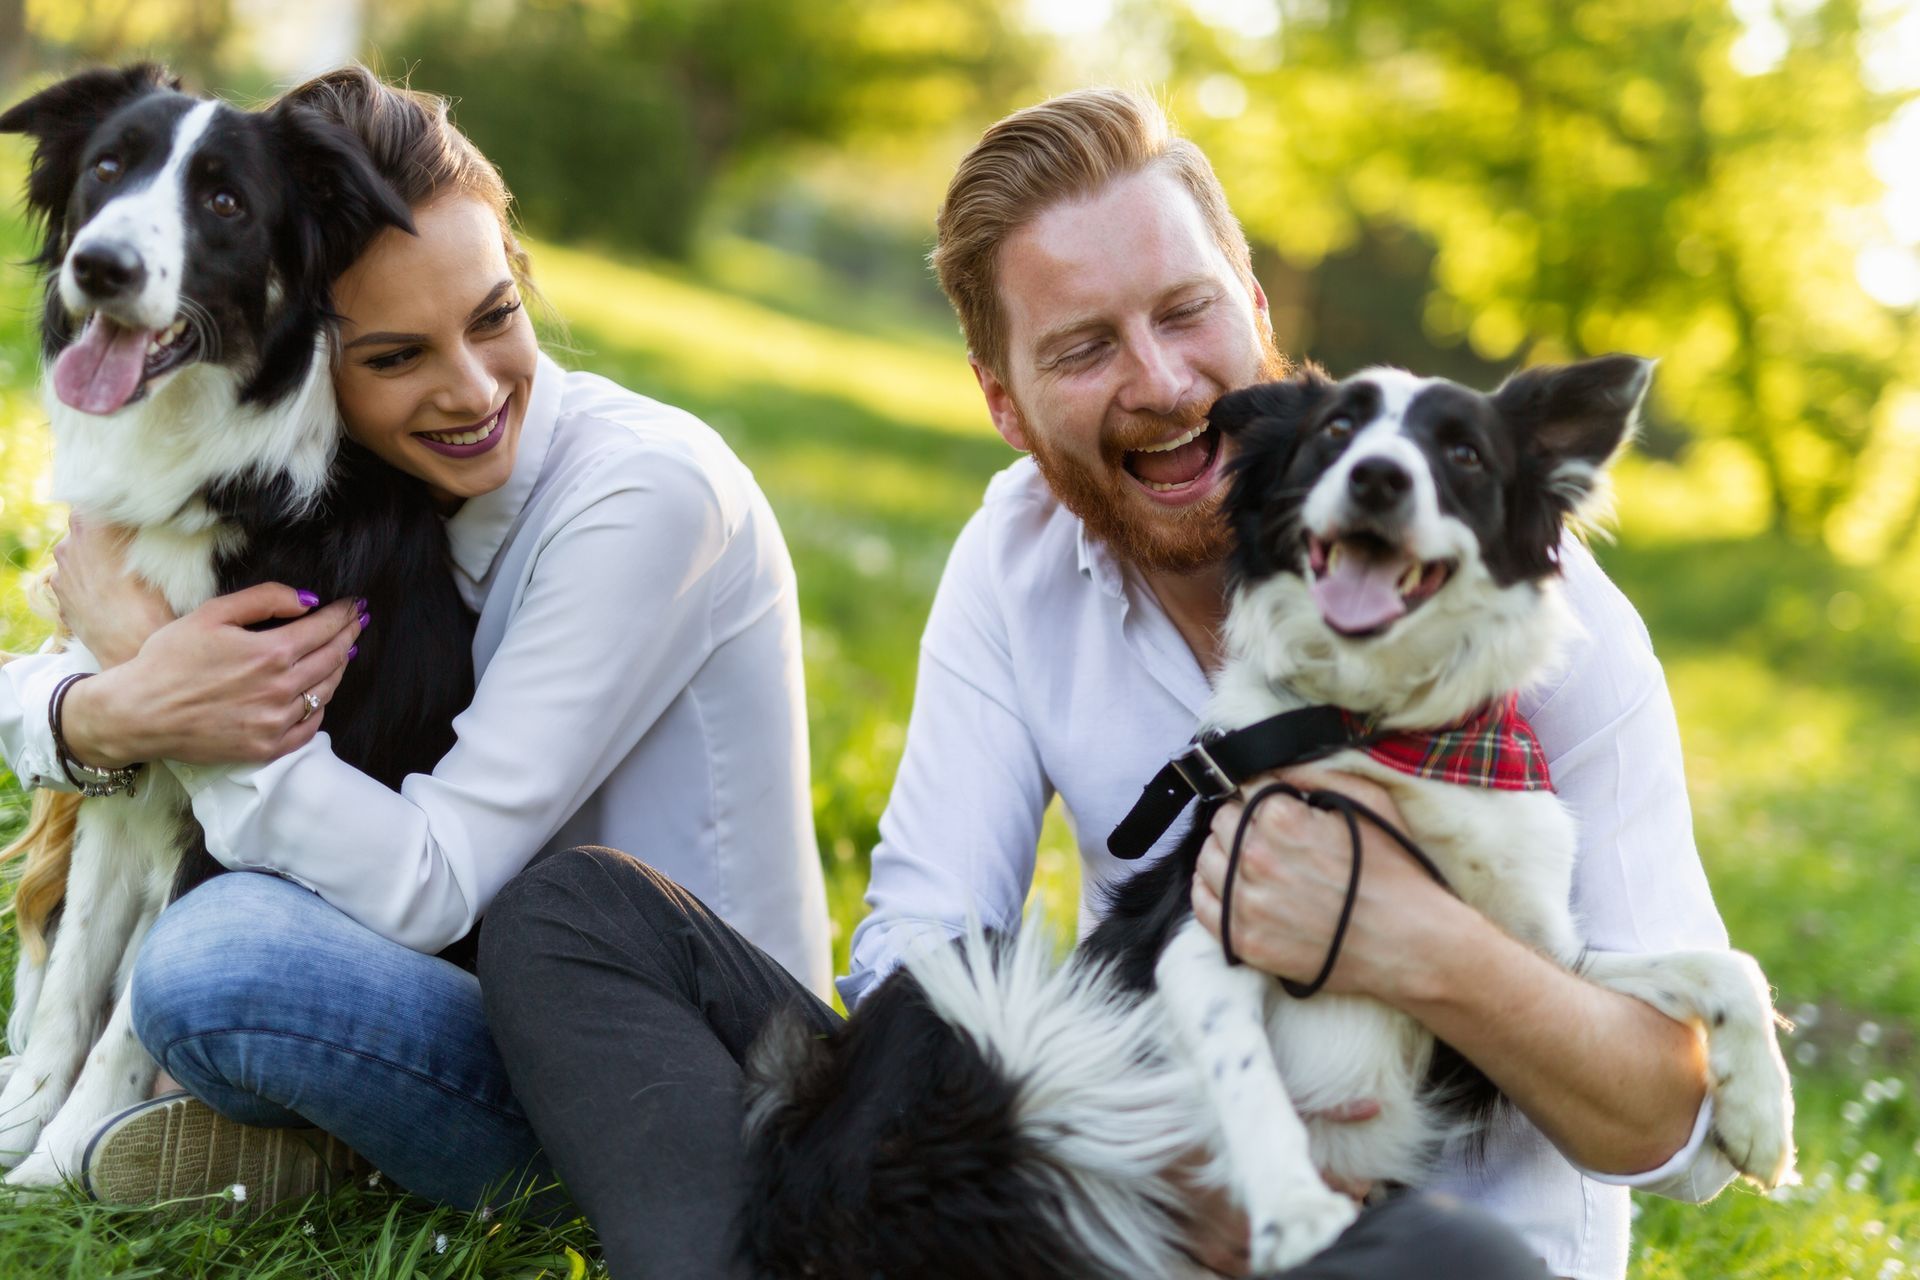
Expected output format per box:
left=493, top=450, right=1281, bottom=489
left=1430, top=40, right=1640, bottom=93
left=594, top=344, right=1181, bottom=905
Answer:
left=82, top=1093, right=370, bottom=1215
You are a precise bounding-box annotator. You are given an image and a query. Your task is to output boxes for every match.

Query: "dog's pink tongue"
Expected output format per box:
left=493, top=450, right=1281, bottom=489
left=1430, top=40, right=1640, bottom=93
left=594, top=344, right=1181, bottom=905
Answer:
left=1311, top=549, right=1412, bottom=634
left=53, top=318, right=151, bottom=415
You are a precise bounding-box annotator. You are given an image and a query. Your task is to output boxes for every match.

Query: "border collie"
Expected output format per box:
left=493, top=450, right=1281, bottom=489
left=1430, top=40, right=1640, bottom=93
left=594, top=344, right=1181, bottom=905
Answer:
left=0, top=65, right=474, bottom=1186
left=742, top=357, right=1796, bottom=1278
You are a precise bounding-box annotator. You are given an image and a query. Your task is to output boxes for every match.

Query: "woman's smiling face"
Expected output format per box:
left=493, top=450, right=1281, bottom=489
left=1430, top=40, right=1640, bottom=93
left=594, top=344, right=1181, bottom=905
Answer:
left=331, top=194, right=538, bottom=508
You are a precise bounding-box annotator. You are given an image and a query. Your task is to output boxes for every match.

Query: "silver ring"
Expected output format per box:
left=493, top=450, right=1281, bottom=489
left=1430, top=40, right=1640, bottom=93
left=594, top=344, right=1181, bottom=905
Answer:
left=299, top=690, right=322, bottom=722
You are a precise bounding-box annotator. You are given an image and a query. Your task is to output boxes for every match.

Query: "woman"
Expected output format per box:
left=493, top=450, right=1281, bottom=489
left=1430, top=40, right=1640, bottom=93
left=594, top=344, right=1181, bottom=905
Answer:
left=0, top=65, right=829, bottom=1210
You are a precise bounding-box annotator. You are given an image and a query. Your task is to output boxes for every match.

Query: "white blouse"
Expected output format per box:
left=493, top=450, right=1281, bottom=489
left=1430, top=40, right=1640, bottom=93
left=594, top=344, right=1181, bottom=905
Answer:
left=842, top=458, right=1733, bottom=1280
left=0, top=353, right=833, bottom=996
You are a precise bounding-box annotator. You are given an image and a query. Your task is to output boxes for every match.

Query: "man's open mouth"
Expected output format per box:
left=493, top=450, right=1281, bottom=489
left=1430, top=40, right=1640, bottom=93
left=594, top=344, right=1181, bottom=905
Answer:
left=1305, top=530, right=1455, bottom=638
left=52, top=313, right=200, bottom=416
left=1121, top=420, right=1221, bottom=495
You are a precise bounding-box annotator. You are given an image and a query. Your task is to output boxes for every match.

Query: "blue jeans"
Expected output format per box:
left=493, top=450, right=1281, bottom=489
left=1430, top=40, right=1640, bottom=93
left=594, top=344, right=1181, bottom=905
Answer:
left=131, top=870, right=551, bottom=1207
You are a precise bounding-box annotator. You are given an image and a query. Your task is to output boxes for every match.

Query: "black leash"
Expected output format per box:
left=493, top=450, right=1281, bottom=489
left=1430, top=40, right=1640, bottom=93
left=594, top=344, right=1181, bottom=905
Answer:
left=1219, top=781, right=1455, bottom=996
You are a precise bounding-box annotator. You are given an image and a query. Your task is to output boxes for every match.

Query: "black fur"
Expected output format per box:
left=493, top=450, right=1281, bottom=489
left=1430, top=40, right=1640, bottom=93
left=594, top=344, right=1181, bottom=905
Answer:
left=742, top=973, right=1105, bottom=1280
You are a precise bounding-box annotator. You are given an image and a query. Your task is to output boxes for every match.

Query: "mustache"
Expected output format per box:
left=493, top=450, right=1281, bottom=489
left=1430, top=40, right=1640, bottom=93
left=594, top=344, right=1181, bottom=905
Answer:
left=1102, top=400, right=1213, bottom=461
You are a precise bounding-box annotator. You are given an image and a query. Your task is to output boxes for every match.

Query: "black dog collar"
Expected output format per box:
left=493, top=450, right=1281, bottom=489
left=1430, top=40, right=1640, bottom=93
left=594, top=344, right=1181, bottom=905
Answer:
left=1107, top=704, right=1375, bottom=860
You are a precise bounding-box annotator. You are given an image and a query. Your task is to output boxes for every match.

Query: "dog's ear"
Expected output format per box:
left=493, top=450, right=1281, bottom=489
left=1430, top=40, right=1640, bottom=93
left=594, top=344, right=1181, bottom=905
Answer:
left=1209, top=361, right=1337, bottom=442
left=1494, top=354, right=1651, bottom=575
left=269, top=101, right=414, bottom=284
left=243, top=103, right=413, bottom=406
left=0, top=64, right=179, bottom=266
left=1494, top=354, right=1650, bottom=511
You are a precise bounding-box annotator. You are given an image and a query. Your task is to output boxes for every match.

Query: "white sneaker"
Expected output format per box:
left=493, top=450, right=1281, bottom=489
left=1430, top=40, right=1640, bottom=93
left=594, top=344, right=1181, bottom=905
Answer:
left=81, top=1091, right=372, bottom=1215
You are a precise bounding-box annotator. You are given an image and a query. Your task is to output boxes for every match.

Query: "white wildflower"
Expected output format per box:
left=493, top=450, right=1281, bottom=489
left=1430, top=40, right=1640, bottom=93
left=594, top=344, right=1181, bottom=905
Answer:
left=434, top=1233, right=448, bottom=1254
left=228, top=1183, right=248, bottom=1204
left=1858, top=1021, right=1883, bottom=1047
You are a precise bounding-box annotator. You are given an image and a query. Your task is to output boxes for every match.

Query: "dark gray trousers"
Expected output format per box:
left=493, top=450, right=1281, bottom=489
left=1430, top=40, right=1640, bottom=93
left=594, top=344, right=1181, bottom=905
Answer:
left=478, top=845, right=1547, bottom=1280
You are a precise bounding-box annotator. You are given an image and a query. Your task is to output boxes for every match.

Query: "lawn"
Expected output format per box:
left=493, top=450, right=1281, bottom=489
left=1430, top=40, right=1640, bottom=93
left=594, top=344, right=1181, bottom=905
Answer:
left=0, top=171, right=1915, bottom=1276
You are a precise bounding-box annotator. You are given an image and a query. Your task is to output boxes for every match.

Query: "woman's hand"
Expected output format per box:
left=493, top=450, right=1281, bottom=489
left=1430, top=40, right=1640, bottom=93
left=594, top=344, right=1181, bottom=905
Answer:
left=60, top=583, right=366, bottom=768
left=50, top=515, right=178, bottom=668
left=1190, top=766, right=1464, bottom=1006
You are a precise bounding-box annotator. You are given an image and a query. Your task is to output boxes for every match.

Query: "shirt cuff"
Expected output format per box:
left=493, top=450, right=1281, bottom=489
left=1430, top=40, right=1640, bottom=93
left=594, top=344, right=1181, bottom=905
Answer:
left=5, top=652, right=94, bottom=794
left=1580, top=1092, right=1719, bottom=1192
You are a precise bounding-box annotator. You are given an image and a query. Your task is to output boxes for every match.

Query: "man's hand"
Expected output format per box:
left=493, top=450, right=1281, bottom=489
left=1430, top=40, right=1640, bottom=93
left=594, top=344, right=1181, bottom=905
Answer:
left=60, top=583, right=365, bottom=768
left=49, top=515, right=177, bottom=668
left=1172, top=1100, right=1380, bottom=1276
left=1189, top=765, right=1466, bottom=1005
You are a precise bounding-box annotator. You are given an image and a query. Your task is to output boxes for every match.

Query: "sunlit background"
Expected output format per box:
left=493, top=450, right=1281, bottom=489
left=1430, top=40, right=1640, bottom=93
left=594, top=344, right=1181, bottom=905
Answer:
left=0, top=2, right=1917, bottom=1277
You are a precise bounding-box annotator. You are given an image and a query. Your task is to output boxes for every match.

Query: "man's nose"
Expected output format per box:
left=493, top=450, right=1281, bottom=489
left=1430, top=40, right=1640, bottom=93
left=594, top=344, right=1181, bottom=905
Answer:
left=70, top=243, right=146, bottom=301
left=1118, top=332, right=1192, bottom=416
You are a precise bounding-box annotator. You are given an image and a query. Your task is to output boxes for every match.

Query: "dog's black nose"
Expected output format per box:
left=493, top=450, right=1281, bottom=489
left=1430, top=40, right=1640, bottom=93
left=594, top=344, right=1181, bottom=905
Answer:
left=70, top=244, right=146, bottom=299
left=1348, top=457, right=1412, bottom=512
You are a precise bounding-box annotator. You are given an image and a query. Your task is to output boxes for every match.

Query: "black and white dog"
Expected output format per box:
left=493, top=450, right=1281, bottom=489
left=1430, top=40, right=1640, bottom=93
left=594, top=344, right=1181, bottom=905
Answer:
left=742, top=357, right=1796, bottom=1278
left=0, top=66, right=474, bottom=1185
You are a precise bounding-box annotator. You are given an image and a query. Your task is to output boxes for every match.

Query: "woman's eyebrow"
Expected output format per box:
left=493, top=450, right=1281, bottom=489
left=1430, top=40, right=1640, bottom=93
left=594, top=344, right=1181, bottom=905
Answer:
left=343, top=280, right=516, bottom=350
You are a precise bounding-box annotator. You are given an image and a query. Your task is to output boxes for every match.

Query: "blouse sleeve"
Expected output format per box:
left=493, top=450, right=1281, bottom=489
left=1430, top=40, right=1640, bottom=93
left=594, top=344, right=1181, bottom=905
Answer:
left=0, top=648, right=95, bottom=795
left=168, top=452, right=733, bottom=953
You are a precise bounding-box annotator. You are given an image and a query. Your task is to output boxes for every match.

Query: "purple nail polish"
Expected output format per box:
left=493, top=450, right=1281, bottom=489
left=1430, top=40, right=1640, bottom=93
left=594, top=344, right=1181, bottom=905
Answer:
left=355, top=597, right=368, bottom=611
left=359, top=612, right=371, bottom=631
left=347, top=644, right=359, bottom=661
left=297, top=590, right=320, bottom=608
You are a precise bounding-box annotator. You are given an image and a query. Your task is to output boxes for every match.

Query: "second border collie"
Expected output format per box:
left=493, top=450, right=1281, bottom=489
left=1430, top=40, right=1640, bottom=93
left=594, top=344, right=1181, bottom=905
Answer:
left=742, top=357, right=1796, bottom=1278
left=0, top=65, right=474, bottom=1185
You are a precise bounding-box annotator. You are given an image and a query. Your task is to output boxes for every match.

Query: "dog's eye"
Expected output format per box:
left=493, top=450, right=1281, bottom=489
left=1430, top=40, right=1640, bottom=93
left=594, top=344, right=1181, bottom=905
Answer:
left=207, top=189, right=244, bottom=219
left=1447, top=443, right=1482, bottom=469
left=1324, top=416, right=1354, bottom=441
left=91, top=156, right=123, bottom=183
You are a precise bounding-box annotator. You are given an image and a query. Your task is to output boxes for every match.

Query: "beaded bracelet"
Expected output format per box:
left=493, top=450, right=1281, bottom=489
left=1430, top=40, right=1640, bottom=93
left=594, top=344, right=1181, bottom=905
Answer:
left=48, top=671, right=143, bottom=798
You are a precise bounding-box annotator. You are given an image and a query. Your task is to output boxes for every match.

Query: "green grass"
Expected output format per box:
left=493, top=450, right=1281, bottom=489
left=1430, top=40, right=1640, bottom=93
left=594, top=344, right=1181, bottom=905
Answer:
left=0, top=158, right=1915, bottom=1275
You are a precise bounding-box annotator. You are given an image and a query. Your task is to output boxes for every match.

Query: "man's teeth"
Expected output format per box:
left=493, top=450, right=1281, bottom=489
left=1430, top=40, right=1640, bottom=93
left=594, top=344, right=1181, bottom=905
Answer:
left=1135, top=422, right=1207, bottom=454
left=145, top=319, right=189, bottom=356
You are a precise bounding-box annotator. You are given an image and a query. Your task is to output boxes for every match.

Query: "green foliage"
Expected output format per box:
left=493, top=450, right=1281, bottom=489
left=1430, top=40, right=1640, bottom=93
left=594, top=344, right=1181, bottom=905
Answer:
left=375, top=0, right=1043, bottom=259
left=1160, top=0, right=1919, bottom=543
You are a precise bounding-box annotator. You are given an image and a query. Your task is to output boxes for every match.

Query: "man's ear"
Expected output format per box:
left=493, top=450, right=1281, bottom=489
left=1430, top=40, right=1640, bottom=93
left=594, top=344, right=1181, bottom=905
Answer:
left=970, top=355, right=1030, bottom=452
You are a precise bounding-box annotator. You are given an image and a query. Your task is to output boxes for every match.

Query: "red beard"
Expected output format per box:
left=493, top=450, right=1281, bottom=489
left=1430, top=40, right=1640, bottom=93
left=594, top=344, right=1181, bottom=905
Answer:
left=1020, top=341, right=1291, bottom=576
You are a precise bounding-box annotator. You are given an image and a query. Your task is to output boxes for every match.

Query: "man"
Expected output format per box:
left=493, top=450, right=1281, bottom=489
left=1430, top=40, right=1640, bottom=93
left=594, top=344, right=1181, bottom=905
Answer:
left=837, top=88, right=1732, bottom=1280
left=477, top=90, right=1723, bottom=1280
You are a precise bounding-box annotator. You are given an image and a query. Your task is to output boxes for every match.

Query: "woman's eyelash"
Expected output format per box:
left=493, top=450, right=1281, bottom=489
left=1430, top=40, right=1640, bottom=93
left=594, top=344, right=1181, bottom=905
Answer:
left=365, top=346, right=419, bottom=371
left=478, top=300, right=522, bottom=329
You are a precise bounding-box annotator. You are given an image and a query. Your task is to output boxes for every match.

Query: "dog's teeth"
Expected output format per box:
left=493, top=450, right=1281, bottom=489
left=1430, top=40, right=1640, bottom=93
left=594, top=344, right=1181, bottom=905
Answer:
left=1327, top=542, right=1345, bottom=573
left=1399, top=564, right=1421, bottom=594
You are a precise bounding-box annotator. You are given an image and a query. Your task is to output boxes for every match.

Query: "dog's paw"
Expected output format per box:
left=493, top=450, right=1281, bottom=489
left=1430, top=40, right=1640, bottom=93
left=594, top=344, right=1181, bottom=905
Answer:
left=0, top=1071, right=52, bottom=1171
left=4, top=1147, right=70, bottom=1191
left=1245, top=1184, right=1358, bottom=1274
left=1708, top=1042, right=1796, bottom=1188
left=1703, top=993, right=1796, bottom=1187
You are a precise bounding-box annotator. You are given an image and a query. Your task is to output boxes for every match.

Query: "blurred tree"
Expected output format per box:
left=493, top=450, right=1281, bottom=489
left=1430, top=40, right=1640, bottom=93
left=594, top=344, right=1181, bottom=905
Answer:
left=1159, top=0, right=1918, bottom=540
left=377, top=0, right=1042, bottom=260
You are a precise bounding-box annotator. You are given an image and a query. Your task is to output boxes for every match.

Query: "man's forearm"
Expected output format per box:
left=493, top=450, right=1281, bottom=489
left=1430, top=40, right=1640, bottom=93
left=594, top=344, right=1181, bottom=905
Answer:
left=1388, top=895, right=1708, bottom=1175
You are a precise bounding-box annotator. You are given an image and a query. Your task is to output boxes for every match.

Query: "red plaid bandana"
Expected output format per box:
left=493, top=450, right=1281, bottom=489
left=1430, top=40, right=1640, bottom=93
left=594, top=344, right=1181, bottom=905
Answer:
left=1341, top=693, right=1553, bottom=792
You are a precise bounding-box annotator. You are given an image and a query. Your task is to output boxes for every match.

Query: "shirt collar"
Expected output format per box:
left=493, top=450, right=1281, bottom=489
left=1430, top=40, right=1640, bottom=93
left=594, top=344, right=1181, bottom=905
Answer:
left=445, top=350, right=563, bottom=584
left=1074, top=518, right=1128, bottom=600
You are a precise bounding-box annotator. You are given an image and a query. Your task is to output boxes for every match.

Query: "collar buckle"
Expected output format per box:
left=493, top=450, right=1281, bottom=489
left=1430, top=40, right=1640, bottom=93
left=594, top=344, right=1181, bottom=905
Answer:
left=1169, top=739, right=1237, bottom=801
